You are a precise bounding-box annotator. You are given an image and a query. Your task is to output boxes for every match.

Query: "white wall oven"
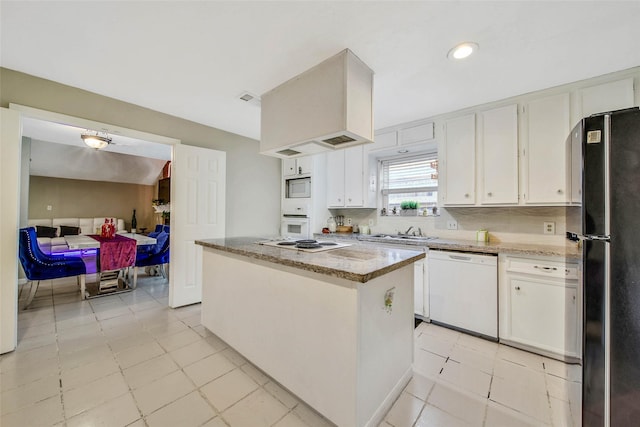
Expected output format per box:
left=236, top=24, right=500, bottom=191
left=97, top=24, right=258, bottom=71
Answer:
left=281, top=201, right=311, bottom=239
left=285, top=177, right=311, bottom=199
left=281, top=216, right=310, bottom=239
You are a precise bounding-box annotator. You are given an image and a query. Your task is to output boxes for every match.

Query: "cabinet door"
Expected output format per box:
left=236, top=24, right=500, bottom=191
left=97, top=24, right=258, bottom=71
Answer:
left=371, top=130, right=397, bottom=151
left=344, top=146, right=364, bottom=207
left=479, top=105, right=519, bottom=205
left=509, top=277, right=578, bottom=356
left=297, top=157, right=313, bottom=175
left=399, top=123, right=434, bottom=146
left=524, top=93, right=571, bottom=204
left=443, top=114, right=476, bottom=205
left=326, top=150, right=345, bottom=207
left=283, top=159, right=297, bottom=176
left=580, top=78, right=634, bottom=117
left=570, top=126, right=583, bottom=205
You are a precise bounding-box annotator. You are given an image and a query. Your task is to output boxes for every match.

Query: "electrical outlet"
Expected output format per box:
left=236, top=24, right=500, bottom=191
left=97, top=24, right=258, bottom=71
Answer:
left=544, top=221, right=555, bottom=235
left=347, top=217, right=352, bottom=226
left=368, top=219, right=374, bottom=226
left=46, top=205, right=52, bottom=211
left=447, top=220, right=458, bottom=230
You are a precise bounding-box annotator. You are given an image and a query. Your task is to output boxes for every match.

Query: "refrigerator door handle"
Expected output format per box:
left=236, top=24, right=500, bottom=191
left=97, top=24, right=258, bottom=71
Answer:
left=565, top=232, right=610, bottom=242
left=584, top=235, right=611, bottom=242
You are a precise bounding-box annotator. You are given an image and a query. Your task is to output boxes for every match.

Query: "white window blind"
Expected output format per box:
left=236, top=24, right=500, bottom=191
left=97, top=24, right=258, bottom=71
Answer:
left=381, top=152, right=439, bottom=212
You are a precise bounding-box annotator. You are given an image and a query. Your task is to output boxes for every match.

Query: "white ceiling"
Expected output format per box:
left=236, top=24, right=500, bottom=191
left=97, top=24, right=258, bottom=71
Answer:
left=2, top=2, right=640, bottom=141
left=22, top=117, right=172, bottom=161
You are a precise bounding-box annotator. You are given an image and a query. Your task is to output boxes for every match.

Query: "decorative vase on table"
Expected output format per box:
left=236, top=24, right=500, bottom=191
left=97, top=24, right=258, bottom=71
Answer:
left=100, top=218, right=116, bottom=238
left=131, top=209, right=137, bottom=233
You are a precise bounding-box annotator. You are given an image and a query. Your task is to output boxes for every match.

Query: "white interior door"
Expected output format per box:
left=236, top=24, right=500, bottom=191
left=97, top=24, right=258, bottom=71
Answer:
left=169, top=144, right=226, bottom=308
left=1, top=108, right=21, bottom=354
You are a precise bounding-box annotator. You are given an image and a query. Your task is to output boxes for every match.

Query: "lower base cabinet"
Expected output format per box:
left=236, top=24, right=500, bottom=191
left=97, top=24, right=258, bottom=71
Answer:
left=499, top=254, right=581, bottom=362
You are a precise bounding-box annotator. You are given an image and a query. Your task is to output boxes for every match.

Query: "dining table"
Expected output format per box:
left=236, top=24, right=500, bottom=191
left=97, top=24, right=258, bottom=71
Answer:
left=64, top=233, right=157, bottom=298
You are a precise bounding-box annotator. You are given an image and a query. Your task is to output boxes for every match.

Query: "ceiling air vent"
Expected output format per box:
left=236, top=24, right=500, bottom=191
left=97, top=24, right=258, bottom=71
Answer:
left=277, top=148, right=301, bottom=156
left=238, top=91, right=261, bottom=106
left=322, top=135, right=356, bottom=146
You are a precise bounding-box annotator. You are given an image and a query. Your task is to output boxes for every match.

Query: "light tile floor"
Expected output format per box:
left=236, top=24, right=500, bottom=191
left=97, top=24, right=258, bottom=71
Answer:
left=382, top=323, right=582, bottom=427
left=2, top=274, right=582, bottom=427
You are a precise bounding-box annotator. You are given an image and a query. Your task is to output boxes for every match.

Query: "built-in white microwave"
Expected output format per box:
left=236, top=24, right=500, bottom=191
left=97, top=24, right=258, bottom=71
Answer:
left=285, top=177, right=311, bottom=198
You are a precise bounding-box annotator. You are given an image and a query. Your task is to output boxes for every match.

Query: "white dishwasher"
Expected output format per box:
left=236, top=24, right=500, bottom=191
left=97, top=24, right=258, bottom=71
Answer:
left=429, top=250, right=498, bottom=339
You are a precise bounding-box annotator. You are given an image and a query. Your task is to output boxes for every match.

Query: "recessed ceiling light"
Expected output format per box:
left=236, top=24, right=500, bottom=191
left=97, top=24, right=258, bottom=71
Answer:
left=447, top=42, right=479, bottom=60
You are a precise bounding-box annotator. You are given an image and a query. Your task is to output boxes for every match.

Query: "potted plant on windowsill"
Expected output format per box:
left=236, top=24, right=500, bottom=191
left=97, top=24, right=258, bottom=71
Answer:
left=400, top=201, right=419, bottom=216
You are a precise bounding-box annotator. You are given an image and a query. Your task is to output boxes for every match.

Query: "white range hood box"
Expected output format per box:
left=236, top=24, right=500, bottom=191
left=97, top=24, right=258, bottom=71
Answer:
left=260, top=49, right=374, bottom=158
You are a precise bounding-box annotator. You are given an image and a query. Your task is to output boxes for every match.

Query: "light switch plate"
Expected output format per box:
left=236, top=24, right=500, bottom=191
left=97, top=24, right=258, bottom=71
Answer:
left=447, top=220, right=458, bottom=230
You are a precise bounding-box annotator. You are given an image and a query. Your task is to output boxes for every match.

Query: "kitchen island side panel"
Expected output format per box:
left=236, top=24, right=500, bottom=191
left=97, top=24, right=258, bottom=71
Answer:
left=201, top=248, right=413, bottom=427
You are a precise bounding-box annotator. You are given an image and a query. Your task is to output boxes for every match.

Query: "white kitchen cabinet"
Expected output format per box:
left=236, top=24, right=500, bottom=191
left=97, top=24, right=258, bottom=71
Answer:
left=478, top=105, right=519, bottom=205
left=442, top=114, right=476, bottom=205
left=499, top=254, right=581, bottom=361
left=579, top=78, right=634, bottom=118
left=326, top=146, right=369, bottom=207
left=569, top=125, right=583, bottom=205
left=326, top=150, right=346, bottom=207
left=344, top=146, right=365, bottom=207
left=522, top=93, right=571, bottom=205
left=283, top=157, right=313, bottom=177
left=399, top=123, right=434, bottom=146
left=372, top=130, right=398, bottom=151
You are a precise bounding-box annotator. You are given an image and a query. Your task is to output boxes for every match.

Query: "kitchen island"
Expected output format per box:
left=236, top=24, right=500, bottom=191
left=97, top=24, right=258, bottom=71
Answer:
left=195, top=237, right=425, bottom=427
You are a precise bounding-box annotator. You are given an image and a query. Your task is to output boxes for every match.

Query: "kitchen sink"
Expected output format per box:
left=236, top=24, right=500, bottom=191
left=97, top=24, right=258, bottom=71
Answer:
left=369, top=234, right=438, bottom=242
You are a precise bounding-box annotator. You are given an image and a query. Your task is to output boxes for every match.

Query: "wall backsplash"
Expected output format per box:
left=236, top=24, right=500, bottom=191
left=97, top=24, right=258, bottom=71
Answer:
left=28, top=176, right=156, bottom=231
left=328, top=206, right=581, bottom=245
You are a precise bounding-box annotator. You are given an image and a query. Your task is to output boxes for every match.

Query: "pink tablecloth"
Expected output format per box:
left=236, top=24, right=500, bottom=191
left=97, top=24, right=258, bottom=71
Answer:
left=89, top=234, right=136, bottom=271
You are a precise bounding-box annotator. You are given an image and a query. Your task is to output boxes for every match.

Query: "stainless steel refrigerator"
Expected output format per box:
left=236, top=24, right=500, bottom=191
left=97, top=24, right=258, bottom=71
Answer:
left=566, top=107, right=640, bottom=427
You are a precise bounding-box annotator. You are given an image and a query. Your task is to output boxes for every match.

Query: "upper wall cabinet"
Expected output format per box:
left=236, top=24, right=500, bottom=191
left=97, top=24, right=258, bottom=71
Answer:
left=283, top=157, right=313, bottom=177
left=442, top=114, right=476, bottom=205
left=478, top=105, right=519, bottom=205
left=399, top=123, right=435, bottom=146
left=326, top=145, right=374, bottom=208
left=579, top=78, right=634, bottom=118
left=371, top=122, right=435, bottom=153
left=522, top=93, right=571, bottom=205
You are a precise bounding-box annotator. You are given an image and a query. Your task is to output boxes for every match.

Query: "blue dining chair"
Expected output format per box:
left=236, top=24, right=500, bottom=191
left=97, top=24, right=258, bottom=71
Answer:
left=18, top=227, right=87, bottom=308
left=132, top=231, right=170, bottom=288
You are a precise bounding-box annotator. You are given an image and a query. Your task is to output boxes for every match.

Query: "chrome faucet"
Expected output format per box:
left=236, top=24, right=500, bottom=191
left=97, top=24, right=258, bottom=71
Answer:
left=416, top=227, right=422, bottom=237
left=404, top=226, right=414, bottom=235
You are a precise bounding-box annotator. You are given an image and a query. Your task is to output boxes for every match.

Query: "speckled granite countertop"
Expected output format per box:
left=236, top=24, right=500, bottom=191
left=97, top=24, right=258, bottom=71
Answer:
left=313, top=233, right=581, bottom=260
left=195, top=237, right=426, bottom=283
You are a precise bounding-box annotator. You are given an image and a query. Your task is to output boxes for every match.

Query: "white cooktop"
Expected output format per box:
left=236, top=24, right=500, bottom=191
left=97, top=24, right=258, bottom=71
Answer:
left=258, top=239, right=352, bottom=253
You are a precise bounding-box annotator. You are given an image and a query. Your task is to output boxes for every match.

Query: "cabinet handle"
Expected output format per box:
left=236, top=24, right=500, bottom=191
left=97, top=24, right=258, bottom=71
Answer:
left=557, top=189, right=563, bottom=194
left=449, top=255, right=472, bottom=261
left=464, top=193, right=470, bottom=198
left=487, top=192, right=492, bottom=197
left=534, top=265, right=557, bottom=272
left=515, top=286, right=521, bottom=291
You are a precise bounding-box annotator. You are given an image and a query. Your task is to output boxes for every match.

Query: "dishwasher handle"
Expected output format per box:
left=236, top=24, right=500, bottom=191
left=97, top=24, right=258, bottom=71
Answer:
left=449, top=255, right=472, bottom=261
left=534, top=265, right=558, bottom=272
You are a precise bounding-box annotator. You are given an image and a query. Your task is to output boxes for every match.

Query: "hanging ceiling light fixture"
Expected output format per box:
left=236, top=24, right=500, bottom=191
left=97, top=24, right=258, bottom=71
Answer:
left=81, top=130, right=112, bottom=149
